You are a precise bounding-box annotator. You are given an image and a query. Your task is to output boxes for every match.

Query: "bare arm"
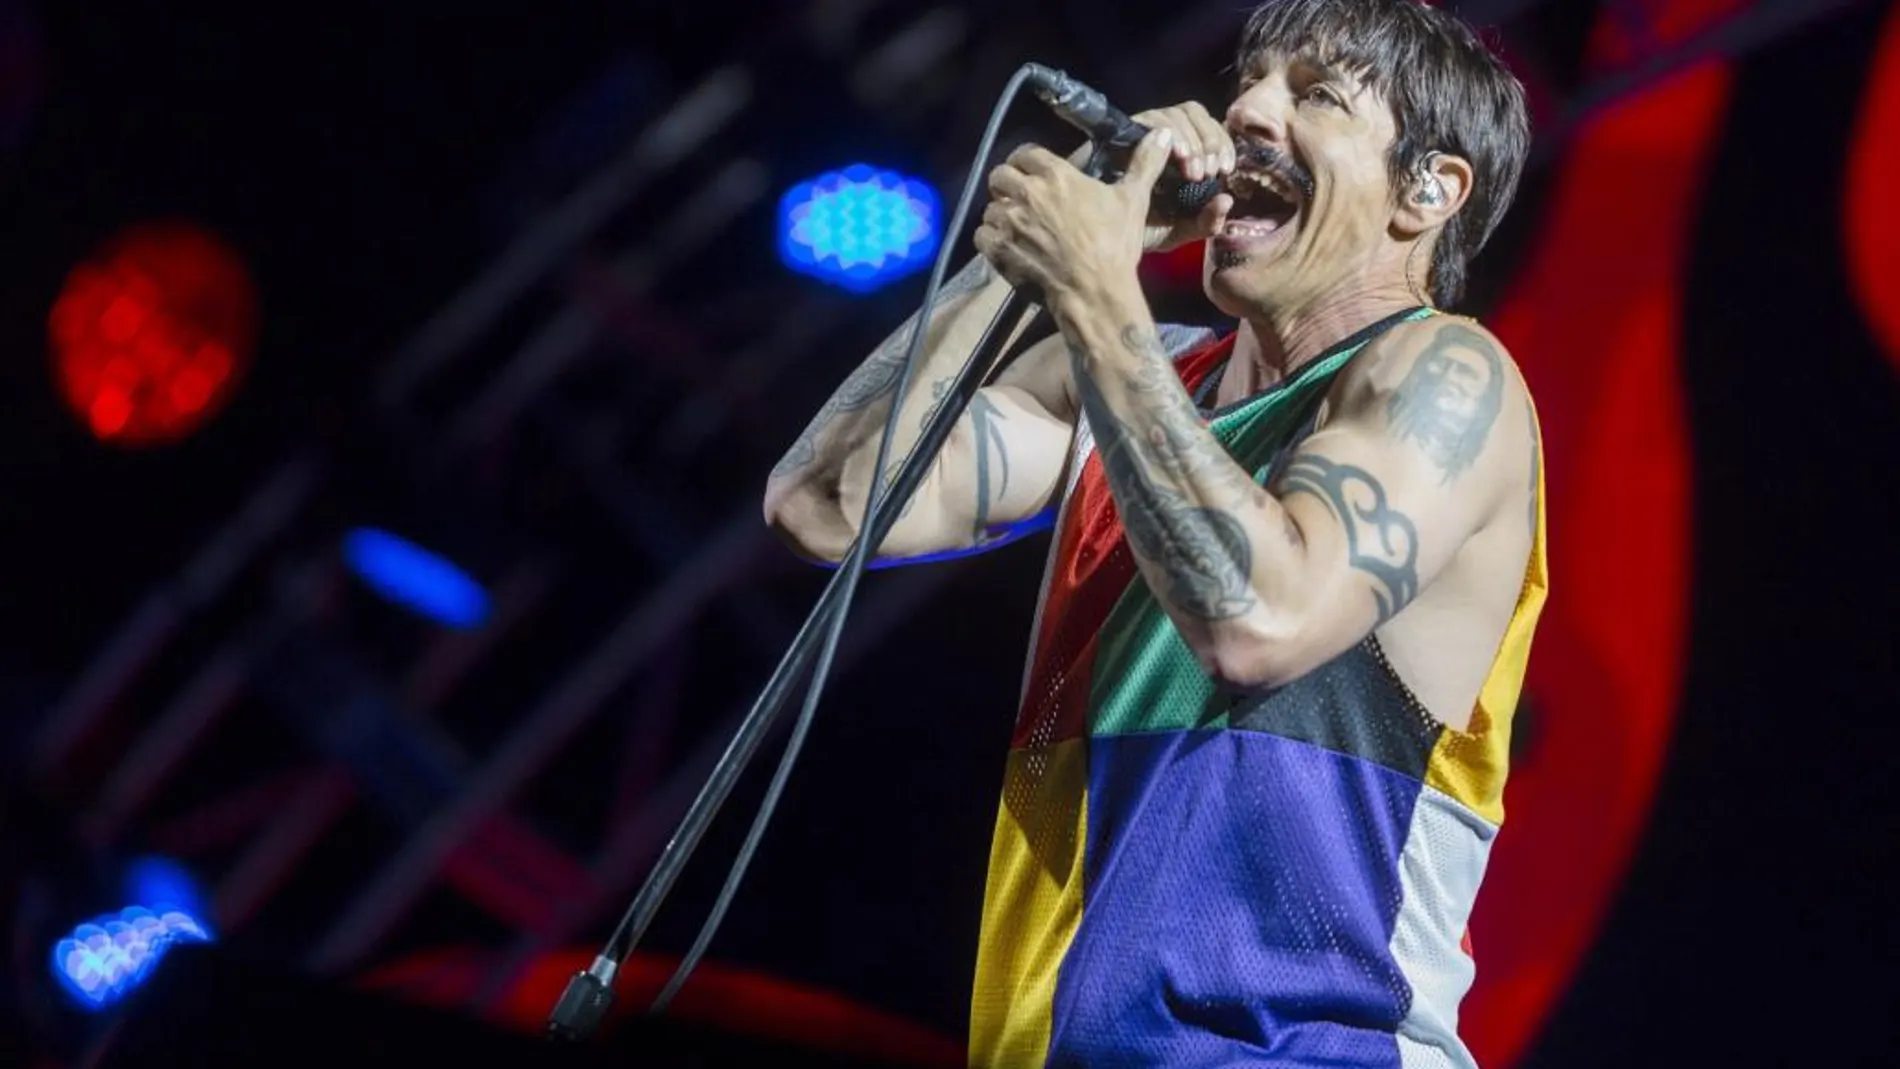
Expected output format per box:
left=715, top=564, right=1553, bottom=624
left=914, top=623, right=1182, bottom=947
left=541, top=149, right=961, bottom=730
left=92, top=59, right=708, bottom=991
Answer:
left=766, top=120, right=1230, bottom=568
left=763, top=256, right=1077, bottom=564
left=1057, top=284, right=1524, bottom=689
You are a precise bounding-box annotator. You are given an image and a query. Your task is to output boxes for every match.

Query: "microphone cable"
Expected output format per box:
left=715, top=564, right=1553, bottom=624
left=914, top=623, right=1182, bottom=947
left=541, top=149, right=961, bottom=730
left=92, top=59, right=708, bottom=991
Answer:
left=645, top=63, right=1044, bottom=1012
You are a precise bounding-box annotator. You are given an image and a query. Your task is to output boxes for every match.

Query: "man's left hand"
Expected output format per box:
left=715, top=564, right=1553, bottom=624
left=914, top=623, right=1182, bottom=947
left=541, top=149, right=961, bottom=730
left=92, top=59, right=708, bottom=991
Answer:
left=972, top=128, right=1174, bottom=309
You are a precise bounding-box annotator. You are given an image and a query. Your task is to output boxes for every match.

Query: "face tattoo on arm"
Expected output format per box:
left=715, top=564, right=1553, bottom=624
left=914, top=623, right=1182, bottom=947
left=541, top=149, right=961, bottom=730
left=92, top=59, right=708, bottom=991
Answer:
left=1385, top=322, right=1505, bottom=484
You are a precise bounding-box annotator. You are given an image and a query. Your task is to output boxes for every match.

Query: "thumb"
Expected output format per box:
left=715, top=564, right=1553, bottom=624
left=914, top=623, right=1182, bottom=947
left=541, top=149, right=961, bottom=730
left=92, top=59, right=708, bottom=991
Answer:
left=1126, top=127, right=1174, bottom=190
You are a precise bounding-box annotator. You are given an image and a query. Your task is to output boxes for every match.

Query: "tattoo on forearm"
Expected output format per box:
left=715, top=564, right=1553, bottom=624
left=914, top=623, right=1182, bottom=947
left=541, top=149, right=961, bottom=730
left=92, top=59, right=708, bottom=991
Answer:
left=771, top=336, right=906, bottom=479
left=1118, top=325, right=1178, bottom=395
left=1116, top=326, right=1266, bottom=508
left=1279, top=453, right=1420, bottom=625
left=888, top=378, right=957, bottom=521
left=1071, top=334, right=1258, bottom=622
left=771, top=259, right=994, bottom=479
left=1387, top=322, right=1504, bottom=483
left=967, top=392, right=1011, bottom=537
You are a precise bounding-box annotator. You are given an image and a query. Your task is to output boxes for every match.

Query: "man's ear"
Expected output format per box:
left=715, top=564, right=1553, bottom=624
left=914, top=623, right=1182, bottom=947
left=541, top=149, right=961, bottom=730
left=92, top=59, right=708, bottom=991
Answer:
left=1393, top=151, right=1473, bottom=237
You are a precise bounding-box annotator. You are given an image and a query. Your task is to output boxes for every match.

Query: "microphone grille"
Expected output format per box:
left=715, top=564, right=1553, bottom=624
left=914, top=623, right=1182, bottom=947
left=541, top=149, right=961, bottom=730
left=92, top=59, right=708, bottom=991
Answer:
left=1156, top=175, right=1223, bottom=219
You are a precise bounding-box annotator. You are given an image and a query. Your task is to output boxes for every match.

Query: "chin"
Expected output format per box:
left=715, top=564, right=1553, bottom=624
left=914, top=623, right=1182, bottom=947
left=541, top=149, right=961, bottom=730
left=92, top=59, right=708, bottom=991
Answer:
left=1202, top=253, right=1280, bottom=321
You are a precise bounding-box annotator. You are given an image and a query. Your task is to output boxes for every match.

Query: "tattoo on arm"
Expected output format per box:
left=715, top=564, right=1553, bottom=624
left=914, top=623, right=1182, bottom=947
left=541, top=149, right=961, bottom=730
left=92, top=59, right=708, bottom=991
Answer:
left=1386, top=322, right=1505, bottom=483
left=771, top=259, right=994, bottom=479
left=1071, top=332, right=1258, bottom=622
left=1117, top=326, right=1267, bottom=508
left=772, top=339, right=904, bottom=478
left=865, top=377, right=956, bottom=523
left=1279, top=453, right=1420, bottom=625
left=967, top=391, right=1011, bottom=537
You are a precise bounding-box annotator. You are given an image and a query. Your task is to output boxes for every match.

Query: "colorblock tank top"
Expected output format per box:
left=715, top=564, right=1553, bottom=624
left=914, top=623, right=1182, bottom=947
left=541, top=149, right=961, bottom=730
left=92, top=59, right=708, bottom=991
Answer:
left=970, top=309, right=1549, bottom=1067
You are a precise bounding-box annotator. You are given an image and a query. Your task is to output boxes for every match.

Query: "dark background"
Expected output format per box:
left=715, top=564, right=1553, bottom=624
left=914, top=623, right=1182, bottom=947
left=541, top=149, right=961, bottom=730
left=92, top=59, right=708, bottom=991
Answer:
left=2, top=1, right=1897, bottom=1066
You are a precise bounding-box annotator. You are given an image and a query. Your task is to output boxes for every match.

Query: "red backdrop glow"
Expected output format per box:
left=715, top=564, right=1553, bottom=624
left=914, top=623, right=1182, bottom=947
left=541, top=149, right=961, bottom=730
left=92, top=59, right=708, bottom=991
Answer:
left=1847, top=1, right=1900, bottom=377
left=49, top=222, right=258, bottom=446
left=1462, top=3, right=1742, bottom=1064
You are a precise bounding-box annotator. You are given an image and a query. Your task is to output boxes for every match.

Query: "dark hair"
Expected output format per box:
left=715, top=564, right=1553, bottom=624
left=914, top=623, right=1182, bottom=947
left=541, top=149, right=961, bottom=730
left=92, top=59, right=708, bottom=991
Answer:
left=1237, top=0, right=1530, bottom=307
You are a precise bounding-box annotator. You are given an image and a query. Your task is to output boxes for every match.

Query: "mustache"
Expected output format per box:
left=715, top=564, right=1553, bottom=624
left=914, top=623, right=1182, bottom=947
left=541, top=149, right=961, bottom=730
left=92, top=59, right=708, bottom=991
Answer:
left=1231, top=140, right=1315, bottom=202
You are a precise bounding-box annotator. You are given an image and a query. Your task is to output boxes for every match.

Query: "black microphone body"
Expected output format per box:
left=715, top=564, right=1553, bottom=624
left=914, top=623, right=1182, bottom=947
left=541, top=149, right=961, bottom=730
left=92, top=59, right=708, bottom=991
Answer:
left=1024, top=64, right=1223, bottom=220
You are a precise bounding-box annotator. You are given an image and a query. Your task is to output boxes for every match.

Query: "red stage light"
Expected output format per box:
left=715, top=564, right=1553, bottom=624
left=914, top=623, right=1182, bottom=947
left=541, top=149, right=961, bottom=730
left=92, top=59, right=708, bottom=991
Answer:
left=1846, top=2, right=1900, bottom=379
left=48, top=222, right=258, bottom=446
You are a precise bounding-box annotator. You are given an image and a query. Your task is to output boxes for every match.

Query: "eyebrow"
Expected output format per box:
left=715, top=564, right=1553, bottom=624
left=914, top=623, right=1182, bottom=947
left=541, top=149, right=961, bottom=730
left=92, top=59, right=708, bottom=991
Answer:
left=1294, top=54, right=1360, bottom=91
left=1242, top=49, right=1363, bottom=87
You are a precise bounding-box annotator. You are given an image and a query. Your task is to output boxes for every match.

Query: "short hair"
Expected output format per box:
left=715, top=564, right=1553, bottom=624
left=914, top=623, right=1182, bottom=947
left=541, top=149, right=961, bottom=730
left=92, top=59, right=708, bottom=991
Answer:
left=1237, top=0, right=1530, bottom=307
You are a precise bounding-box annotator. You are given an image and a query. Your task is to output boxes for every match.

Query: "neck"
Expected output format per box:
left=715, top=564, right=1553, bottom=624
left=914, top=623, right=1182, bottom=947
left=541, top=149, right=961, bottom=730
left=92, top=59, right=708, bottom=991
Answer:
left=1218, top=280, right=1422, bottom=406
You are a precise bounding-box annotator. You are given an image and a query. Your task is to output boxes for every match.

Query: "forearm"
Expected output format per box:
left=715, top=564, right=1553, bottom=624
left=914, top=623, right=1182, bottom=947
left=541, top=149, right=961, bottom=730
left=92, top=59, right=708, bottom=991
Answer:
left=768, top=142, right=1105, bottom=506
left=767, top=257, right=1008, bottom=506
left=1055, top=284, right=1303, bottom=662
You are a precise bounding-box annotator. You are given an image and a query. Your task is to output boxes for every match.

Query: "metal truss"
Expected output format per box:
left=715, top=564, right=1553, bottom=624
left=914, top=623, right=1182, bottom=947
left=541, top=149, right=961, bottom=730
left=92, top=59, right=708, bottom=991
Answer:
left=20, top=1, right=971, bottom=1019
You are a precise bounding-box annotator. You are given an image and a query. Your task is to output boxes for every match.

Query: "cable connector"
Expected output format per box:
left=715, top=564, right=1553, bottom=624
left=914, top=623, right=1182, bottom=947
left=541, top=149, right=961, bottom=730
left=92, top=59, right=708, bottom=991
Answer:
left=544, top=955, right=617, bottom=1042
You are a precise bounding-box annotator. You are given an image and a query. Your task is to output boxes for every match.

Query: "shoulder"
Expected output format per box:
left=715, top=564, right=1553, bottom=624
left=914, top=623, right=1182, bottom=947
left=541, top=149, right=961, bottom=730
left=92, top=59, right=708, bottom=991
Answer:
left=1341, top=314, right=1521, bottom=400
left=1328, top=313, right=1531, bottom=488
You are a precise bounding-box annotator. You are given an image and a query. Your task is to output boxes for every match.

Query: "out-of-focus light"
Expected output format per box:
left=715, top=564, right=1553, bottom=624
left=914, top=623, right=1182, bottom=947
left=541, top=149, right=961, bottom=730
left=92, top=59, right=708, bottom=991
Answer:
left=778, top=164, right=940, bottom=293
left=1141, top=240, right=1206, bottom=288
left=51, top=905, right=213, bottom=1011
left=342, top=527, right=491, bottom=630
left=48, top=221, right=257, bottom=446
left=1847, top=1, right=1900, bottom=379
left=123, top=856, right=209, bottom=920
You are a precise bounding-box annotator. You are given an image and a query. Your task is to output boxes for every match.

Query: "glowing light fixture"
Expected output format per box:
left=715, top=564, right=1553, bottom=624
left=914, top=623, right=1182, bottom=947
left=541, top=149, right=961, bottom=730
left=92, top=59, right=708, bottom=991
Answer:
left=778, top=164, right=940, bottom=293
left=342, top=526, right=491, bottom=629
left=48, top=222, right=257, bottom=446
left=51, top=906, right=212, bottom=1010
left=123, top=855, right=210, bottom=922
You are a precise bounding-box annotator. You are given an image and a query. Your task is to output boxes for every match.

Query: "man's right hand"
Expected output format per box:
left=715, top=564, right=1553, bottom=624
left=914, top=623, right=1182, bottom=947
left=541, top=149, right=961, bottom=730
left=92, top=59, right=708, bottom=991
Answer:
left=1130, top=101, right=1237, bottom=253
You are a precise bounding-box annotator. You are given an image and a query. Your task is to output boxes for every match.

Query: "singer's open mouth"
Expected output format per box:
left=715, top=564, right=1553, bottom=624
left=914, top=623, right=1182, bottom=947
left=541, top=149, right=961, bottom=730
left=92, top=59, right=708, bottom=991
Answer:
left=1219, top=170, right=1300, bottom=244
left=1223, top=168, right=1299, bottom=227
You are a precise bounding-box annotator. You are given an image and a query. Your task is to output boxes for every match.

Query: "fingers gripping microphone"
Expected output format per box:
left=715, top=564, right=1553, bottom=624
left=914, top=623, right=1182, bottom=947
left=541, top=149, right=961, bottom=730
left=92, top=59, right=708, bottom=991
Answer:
left=1024, top=63, right=1222, bottom=219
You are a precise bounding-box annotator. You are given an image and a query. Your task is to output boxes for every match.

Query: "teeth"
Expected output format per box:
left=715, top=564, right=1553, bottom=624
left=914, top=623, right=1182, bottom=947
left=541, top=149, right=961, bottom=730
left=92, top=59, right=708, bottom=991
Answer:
left=1229, top=169, right=1299, bottom=204
left=1222, top=219, right=1282, bottom=238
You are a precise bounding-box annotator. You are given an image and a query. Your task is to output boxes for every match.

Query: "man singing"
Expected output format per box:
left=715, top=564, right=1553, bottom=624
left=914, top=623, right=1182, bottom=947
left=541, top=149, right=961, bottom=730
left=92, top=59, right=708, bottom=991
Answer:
left=765, top=0, right=1542, bottom=1064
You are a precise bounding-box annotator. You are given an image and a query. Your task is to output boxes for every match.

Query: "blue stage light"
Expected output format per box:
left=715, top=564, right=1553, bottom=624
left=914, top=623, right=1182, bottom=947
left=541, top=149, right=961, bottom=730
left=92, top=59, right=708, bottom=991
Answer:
left=51, top=905, right=213, bottom=1010
left=778, top=164, right=941, bottom=293
left=342, top=526, right=490, bottom=630
left=123, top=856, right=209, bottom=920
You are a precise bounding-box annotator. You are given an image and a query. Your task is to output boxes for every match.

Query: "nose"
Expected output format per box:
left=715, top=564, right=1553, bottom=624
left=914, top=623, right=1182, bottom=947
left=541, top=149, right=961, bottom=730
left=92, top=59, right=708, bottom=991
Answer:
left=1225, top=90, right=1287, bottom=147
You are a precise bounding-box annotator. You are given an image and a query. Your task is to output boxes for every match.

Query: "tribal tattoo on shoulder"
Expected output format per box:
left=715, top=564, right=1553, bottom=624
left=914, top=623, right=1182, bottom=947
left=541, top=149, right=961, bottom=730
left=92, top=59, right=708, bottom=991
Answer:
left=1278, top=453, right=1420, bottom=625
left=1071, top=331, right=1259, bottom=622
left=1386, top=322, right=1505, bottom=483
left=771, top=259, right=994, bottom=480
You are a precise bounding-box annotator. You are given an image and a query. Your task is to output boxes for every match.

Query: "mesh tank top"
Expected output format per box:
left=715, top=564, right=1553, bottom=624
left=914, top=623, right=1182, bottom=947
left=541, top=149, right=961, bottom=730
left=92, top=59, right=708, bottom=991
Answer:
left=969, top=308, right=1549, bottom=1068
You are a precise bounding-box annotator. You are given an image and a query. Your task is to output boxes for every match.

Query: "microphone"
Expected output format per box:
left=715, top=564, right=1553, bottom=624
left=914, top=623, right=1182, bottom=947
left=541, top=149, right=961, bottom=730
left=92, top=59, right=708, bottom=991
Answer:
left=1024, top=63, right=1223, bottom=219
